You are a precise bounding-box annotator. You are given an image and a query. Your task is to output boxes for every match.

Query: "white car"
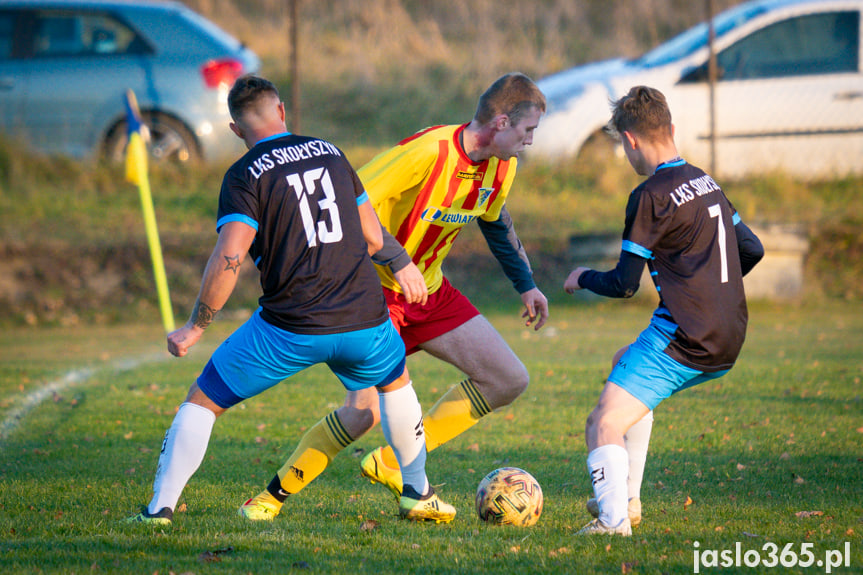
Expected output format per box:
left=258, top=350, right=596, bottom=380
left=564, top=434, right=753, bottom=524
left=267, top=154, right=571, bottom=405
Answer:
left=532, top=0, right=863, bottom=179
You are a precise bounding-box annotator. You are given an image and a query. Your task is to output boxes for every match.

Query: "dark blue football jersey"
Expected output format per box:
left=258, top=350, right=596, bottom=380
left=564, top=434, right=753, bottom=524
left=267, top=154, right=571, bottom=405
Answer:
left=622, top=160, right=748, bottom=371
left=217, top=133, right=388, bottom=334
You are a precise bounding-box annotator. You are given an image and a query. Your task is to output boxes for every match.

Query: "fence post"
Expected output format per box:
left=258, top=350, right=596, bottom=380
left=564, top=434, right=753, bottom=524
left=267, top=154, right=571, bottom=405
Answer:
left=707, top=0, right=717, bottom=176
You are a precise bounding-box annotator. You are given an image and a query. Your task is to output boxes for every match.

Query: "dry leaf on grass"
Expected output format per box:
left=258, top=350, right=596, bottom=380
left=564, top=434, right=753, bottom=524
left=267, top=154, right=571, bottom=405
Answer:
left=794, top=510, right=824, bottom=518
left=199, top=546, right=234, bottom=563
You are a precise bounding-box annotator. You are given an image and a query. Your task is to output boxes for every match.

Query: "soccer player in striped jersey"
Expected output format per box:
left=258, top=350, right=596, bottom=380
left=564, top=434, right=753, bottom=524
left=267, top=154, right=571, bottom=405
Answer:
left=565, top=86, right=764, bottom=536
left=246, top=73, right=550, bottom=515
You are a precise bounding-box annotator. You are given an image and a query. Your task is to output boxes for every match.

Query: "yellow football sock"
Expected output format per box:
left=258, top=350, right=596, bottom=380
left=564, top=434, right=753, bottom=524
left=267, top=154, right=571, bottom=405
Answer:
left=380, top=379, right=491, bottom=469
left=274, top=411, right=353, bottom=495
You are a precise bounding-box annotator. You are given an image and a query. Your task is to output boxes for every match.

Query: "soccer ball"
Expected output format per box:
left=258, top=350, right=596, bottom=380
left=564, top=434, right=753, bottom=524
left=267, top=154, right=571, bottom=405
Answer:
left=475, top=467, right=543, bottom=526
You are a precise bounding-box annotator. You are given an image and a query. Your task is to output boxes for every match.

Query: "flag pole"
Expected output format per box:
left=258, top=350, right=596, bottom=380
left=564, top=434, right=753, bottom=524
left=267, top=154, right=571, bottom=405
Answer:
left=124, top=89, right=175, bottom=333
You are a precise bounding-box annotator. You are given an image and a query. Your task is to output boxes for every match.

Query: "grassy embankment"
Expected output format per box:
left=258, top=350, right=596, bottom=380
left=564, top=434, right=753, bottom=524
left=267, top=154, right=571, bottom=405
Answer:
left=0, top=0, right=861, bottom=325
left=1, top=130, right=861, bottom=327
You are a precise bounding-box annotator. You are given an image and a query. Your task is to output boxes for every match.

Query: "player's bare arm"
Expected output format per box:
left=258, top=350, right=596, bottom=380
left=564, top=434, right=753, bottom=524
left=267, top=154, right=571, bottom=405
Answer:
left=357, top=200, right=384, bottom=256
left=564, top=267, right=590, bottom=294
left=167, top=221, right=255, bottom=357
left=191, top=299, right=220, bottom=330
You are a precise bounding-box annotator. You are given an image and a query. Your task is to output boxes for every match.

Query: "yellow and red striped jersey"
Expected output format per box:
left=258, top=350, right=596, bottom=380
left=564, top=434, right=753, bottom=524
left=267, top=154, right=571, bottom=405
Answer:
left=359, top=124, right=518, bottom=294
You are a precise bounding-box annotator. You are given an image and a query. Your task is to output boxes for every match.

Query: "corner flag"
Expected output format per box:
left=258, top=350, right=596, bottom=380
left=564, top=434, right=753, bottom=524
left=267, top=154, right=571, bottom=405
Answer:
left=124, top=92, right=148, bottom=187
left=124, top=89, right=175, bottom=333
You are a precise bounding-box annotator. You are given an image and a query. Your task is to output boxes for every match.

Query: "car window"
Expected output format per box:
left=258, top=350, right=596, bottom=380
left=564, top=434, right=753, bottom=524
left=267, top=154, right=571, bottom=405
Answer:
left=717, top=11, right=860, bottom=79
left=31, top=10, right=146, bottom=58
left=179, top=8, right=243, bottom=52
left=636, top=3, right=767, bottom=68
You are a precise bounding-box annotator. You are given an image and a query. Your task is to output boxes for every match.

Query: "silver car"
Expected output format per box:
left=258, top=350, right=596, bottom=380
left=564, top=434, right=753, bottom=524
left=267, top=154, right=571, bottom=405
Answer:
left=532, top=0, right=863, bottom=179
left=0, top=0, right=260, bottom=163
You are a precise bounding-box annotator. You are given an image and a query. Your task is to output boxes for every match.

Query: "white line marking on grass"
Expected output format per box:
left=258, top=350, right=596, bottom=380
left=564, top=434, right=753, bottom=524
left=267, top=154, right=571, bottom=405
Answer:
left=0, top=352, right=169, bottom=443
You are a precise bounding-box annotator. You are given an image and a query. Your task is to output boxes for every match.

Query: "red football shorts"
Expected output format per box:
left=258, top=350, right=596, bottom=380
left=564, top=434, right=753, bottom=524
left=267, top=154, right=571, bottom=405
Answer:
left=384, top=277, right=480, bottom=355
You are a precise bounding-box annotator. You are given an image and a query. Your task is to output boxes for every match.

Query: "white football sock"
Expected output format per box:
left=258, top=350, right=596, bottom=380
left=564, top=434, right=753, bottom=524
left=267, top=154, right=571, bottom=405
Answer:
left=587, top=444, right=629, bottom=527
left=148, top=402, right=216, bottom=514
left=625, top=410, right=653, bottom=501
left=379, top=382, right=428, bottom=497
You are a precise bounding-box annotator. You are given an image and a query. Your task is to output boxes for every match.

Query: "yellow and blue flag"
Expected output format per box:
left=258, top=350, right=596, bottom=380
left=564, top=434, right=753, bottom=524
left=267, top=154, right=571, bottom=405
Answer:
left=123, top=89, right=175, bottom=332
left=124, top=89, right=148, bottom=186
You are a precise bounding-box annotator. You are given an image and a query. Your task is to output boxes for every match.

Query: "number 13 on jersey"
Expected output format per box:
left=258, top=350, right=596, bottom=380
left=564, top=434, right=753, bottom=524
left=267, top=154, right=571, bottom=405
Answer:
left=286, top=168, right=343, bottom=247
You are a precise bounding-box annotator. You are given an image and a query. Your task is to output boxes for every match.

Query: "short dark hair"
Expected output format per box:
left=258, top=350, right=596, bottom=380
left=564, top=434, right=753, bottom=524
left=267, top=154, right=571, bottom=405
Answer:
left=474, top=73, right=546, bottom=126
left=608, top=86, right=672, bottom=142
left=228, top=75, right=280, bottom=121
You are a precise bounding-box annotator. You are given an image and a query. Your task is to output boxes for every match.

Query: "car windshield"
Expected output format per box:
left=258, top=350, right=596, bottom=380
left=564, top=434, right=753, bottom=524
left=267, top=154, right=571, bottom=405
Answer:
left=634, top=2, right=769, bottom=67
left=179, top=7, right=244, bottom=51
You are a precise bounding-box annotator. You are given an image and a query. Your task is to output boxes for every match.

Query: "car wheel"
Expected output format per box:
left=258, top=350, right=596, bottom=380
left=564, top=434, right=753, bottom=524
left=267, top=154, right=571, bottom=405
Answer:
left=103, top=112, right=200, bottom=164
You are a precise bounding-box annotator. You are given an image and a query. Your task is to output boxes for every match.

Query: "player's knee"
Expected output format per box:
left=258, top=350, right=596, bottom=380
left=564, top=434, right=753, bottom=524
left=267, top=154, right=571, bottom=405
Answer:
left=586, top=408, right=618, bottom=436
left=496, top=360, right=530, bottom=406
left=513, top=361, right=530, bottom=395
left=585, top=409, right=599, bottom=435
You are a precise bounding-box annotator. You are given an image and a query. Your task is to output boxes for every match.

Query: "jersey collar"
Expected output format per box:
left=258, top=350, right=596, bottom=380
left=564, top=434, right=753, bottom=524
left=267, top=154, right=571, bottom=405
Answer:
left=255, top=131, right=292, bottom=146
left=654, top=156, right=685, bottom=174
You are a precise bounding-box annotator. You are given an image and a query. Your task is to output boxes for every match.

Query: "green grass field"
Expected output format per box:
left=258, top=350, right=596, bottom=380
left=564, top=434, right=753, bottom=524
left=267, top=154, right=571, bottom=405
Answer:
left=1, top=300, right=860, bottom=574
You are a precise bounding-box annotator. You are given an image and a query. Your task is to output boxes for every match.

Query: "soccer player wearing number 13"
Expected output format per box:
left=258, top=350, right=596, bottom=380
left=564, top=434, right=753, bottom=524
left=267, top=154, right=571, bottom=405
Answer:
left=564, top=86, right=764, bottom=536
left=125, top=76, right=454, bottom=525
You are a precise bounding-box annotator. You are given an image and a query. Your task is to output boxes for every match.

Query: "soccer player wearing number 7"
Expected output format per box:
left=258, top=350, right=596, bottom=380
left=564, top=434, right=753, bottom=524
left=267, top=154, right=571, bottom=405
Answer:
left=564, top=86, right=764, bottom=536
left=125, top=76, right=454, bottom=525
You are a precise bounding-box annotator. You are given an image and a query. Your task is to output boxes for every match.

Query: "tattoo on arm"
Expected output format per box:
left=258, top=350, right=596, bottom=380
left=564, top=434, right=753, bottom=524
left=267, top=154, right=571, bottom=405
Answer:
left=223, top=254, right=241, bottom=274
left=191, top=299, right=219, bottom=329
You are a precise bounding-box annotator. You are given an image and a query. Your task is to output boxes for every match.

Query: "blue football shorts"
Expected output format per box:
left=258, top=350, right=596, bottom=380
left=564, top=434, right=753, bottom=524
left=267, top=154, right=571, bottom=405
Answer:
left=197, top=308, right=406, bottom=409
left=608, top=323, right=729, bottom=411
